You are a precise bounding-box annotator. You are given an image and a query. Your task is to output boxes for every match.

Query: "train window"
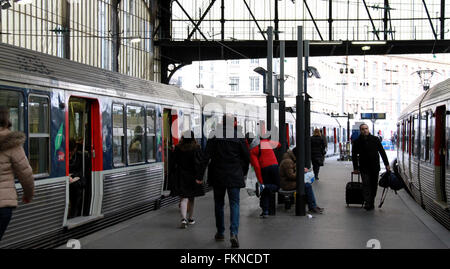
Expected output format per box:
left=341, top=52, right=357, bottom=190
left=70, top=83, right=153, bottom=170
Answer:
left=0, top=90, right=24, bottom=132
left=419, top=113, right=426, bottom=160
left=28, top=95, right=50, bottom=177
left=415, top=115, right=421, bottom=158
left=146, top=108, right=156, bottom=162
left=447, top=111, right=450, bottom=168
left=127, top=106, right=145, bottom=164
left=112, top=104, right=125, bottom=166
left=183, top=114, right=191, bottom=133
left=429, top=113, right=434, bottom=163
left=421, top=112, right=429, bottom=161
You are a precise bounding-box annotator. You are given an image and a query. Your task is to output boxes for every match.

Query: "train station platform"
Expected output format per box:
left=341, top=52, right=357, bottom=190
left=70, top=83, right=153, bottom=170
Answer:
left=58, top=151, right=450, bottom=249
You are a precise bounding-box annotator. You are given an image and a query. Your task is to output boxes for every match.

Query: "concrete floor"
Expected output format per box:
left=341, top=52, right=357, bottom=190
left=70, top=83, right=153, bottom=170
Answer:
left=59, top=151, right=450, bottom=249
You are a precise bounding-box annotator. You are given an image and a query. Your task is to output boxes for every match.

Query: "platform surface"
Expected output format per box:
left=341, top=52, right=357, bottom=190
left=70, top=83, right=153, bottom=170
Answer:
left=58, top=151, right=450, bottom=249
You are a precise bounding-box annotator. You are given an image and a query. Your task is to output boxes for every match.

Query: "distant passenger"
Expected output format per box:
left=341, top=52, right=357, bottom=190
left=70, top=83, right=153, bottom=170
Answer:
left=311, top=128, right=326, bottom=180
left=202, top=114, right=249, bottom=248
left=0, top=106, right=34, bottom=241
left=68, top=139, right=86, bottom=218
left=319, top=129, right=328, bottom=154
left=169, top=131, right=205, bottom=229
left=279, top=147, right=323, bottom=214
left=245, top=132, right=280, bottom=218
left=352, top=124, right=390, bottom=211
left=129, top=125, right=144, bottom=163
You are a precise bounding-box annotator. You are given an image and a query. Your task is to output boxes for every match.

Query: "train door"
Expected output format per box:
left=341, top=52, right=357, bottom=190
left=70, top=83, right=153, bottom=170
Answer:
left=67, top=97, right=103, bottom=227
left=434, top=106, right=448, bottom=205
left=162, top=108, right=178, bottom=193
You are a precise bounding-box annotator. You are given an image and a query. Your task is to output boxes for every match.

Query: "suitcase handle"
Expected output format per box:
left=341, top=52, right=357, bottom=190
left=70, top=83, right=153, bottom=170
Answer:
left=351, top=172, right=361, bottom=183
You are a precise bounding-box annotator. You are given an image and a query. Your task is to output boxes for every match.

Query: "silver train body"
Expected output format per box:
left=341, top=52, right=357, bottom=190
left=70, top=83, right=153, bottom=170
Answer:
left=0, top=43, right=343, bottom=248
left=396, top=78, right=450, bottom=230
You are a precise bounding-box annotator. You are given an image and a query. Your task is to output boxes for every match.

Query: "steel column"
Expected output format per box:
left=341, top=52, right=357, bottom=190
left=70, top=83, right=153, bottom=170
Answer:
left=296, top=26, right=306, bottom=216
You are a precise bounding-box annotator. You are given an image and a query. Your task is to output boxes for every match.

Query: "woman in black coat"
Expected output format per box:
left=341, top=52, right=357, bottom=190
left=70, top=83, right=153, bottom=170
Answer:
left=169, top=131, right=205, bottom=228
left=311, top=128, right=326, bottom=180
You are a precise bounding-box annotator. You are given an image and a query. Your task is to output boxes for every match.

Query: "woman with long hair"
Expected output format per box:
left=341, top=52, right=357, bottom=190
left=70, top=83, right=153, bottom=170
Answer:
left=311, top=128, right=326, bottom=180
left=170, top=130, right=205, bottom=228
left=0, top=106, right=34, bottom=240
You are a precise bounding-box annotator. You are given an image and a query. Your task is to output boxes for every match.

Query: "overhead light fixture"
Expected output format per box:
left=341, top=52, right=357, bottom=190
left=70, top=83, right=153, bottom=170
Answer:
left=361, top=46, right=371, bottom=51
left=352, top=41, right=386, bottom=45
left=130, top=37, right=142, bottom=43
left=309, top=41, right=343, bottom=46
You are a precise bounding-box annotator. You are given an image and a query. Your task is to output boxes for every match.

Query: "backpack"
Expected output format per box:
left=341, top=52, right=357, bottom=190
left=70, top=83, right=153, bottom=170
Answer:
left=378, top=171, right=404, bottom=208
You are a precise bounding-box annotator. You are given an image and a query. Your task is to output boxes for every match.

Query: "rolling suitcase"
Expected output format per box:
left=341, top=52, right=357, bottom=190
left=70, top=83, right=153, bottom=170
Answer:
left=346, top=172, right=364, bottom=207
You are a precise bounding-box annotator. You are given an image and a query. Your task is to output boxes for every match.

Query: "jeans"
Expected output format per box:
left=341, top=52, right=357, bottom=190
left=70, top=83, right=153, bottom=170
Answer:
left=305, top=183, right=317, bottom=210
left=0, top=207, right=13, bottom=241
left=213, top=187, right=240, bottom=236
left=361, top=171, right=379, bottom=206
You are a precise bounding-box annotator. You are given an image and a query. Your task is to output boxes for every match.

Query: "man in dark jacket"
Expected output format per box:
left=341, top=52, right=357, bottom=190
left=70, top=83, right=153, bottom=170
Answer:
left=352, top=124, right=390, bottom=211
left=203, top=114, right=250, bottom=248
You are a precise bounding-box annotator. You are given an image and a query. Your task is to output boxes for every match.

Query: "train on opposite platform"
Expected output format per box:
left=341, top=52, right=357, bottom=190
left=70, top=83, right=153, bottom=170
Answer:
left=395, top=78, right=450, bottom=230
left=0, top=43, right=345, bottom=248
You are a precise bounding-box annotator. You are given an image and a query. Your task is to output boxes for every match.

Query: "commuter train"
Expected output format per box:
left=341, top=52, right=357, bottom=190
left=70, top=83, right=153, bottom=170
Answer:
left=0, top=43, right=344, bottom=248
left=395, top=78, right=450, bottom=230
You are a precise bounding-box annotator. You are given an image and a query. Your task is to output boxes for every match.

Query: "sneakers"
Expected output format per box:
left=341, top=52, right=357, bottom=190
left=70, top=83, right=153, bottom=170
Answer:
left=214, top=233, right=225, bottom=241
left=259, top=211, right=269, bottom=218
left=230, top=234, right=239, bottom=248
left=180, top=219, right=188, bottom=229
left=188, top=218, right=195, bottom=225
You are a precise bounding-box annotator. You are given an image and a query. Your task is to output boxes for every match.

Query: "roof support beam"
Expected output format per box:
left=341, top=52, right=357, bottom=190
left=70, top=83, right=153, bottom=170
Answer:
left=422, top=0, right=438, bottom=40
left=174, top=0, right=208, bottom=41
left=441, top=0, right=445, bottom=39
left=328, top=0, right=333, bottom=40
left=187, top=0, right=217, bottom=40
left=221, top=0, right=225, bottom=41
left=303, top=0, right=324, bottom=41
left=383, top=0, right=388, bottom=40
left=362, top=0, right=380, bottom=40
left=243, top=0, right=267, bottom=41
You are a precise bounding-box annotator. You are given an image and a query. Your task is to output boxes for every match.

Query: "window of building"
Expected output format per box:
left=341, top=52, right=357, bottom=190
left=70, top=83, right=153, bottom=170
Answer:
left=127, top=105, right=145, bottom=164
left=230, top=77, right=239, bottom=92
left=231, top=59, right=240, bottom=64
left=146, top=108, right=156, bottom=162
left=250, top=76, right=259, bottom=92
left=112, top=104, right=125, bottom=166
left=28, top=95, right=50, bottom=176
left=0, top=90, right=24, bottom=132
left=250, top=59, right=259, bottom=64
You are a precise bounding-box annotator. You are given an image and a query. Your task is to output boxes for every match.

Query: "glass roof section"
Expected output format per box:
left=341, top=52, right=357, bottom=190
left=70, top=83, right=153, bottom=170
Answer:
left=171, top=0, right=450, bottom=41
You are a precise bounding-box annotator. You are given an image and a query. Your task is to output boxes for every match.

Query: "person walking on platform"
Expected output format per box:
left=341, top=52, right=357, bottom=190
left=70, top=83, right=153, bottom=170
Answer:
left=246, top=132, right=280, bottom=218
left=169, top=131, right=205, bottom=229
left=279, top=148, right=323, bottom=214
left=352, top=123, right=390, bottom=211
left=203, top=114, right=249, bottom=248
left=311, top=128, right=326, bottom=180
left=0, top=106, right=34, bottom=241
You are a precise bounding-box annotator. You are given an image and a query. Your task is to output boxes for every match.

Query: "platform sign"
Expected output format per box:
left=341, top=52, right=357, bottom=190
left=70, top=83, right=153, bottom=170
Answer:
left=360, top=113, right=386, bottom=120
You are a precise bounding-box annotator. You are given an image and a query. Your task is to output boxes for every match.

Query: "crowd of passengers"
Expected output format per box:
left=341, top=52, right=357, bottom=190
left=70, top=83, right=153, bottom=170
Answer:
left=168, top=114, right=328, bottom=248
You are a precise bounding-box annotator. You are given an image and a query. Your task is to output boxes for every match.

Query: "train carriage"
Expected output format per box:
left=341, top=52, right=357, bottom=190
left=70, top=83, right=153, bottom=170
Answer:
left=0, top=43, right=342, bottom=248
left=396, top=78, right=450, bottom=230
